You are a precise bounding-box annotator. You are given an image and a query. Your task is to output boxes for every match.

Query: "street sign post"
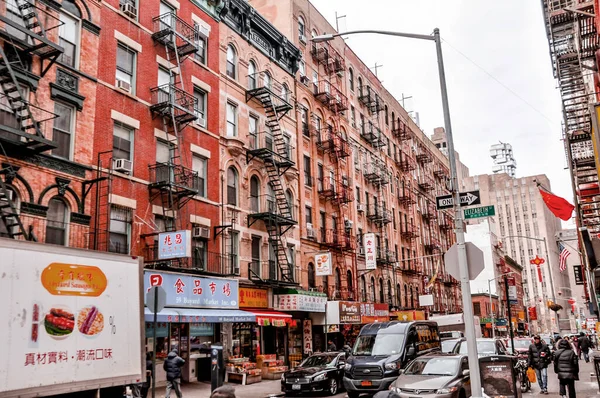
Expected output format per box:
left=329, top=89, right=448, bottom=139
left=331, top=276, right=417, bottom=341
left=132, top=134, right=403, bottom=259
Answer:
left=464, top=205, right=495, bottom=219
left=436, top=190, right=481, bottom=210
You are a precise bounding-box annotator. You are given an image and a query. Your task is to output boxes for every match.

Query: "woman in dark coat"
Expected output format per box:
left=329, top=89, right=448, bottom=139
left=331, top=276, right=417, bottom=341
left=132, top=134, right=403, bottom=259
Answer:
left=554, top=339, right=579, bottom=398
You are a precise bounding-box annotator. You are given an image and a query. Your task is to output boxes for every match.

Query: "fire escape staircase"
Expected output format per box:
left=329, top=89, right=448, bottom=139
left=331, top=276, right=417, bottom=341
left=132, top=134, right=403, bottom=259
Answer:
left=246, top=73, right=296, bottom=284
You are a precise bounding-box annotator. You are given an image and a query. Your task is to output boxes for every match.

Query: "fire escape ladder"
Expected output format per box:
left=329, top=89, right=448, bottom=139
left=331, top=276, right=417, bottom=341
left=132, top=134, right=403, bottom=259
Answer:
left=0, top=158, right=30, bottom=240
left=0, top=44, right=56, bottom=152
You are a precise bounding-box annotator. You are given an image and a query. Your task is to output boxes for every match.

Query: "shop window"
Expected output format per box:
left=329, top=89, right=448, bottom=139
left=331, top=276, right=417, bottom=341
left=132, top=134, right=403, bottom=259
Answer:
left=46, top=197, right=69, bottom=246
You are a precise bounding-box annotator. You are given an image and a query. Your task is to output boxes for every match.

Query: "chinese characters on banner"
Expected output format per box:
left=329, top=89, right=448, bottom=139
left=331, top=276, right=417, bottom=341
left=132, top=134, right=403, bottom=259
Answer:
left=339, top=301, right=361, bottom=324
left=315, top=252, right=332, bottom=276
left=143, top=271, right=239, bottom=309
left=239, top=288, right=269, bottom=308
left=158, top=230, right=192, bottom=260
left=360, top=303, right=390, bottom=323
left=303, top=319, right=313, bottom=354
left=24, top=349, right=113, bottom=366
left=364, top=233, right=377, bottom=270
left=276, top=292, right=327, bottom=312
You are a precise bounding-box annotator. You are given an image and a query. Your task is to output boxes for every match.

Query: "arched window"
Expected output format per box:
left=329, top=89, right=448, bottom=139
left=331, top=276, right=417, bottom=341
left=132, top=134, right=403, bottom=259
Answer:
left=391, top=111, right=395, bottom=129
left=384, top=105, right=389, bottom=125
left=227, top=167, right=238, bottom=206
left=357, top=77, right=363, bottom=95
left=370, top=276, right=376, bottom=302
left=298, top=16, right=306, bottom=40
left=46, top=197, right=69, bottom=246
left=281, top=83, right=290, bottom=102
left=0, top=186, right=19, bottom=237
left=348, top=68, right=354, bottom=91
left=308, top=262, right=316, bottom=288
left=311, top=29, right=318, bottom=39
left=58, top=0, right=81, bottom=68
left=396, top=283, right=401, bottom=308
left=410, top=286, right=414, bottom=308
left=248, top=60, right=257, bottom=89
left=387, top=280, right=393, bottom=303
left=335, top=268, right=341, bottom=295
left=347, top=270, right=353, bottom=296
left=285, top=189, right=294, bottom=220
left=379, top=278, right=384, bottom=303
left=263, top=71, right=272, bottom=89
left=416, top=287, right=420, bottom=308
left=361, top=275, right=367, bottom=302
left=250, top=175, right=260, bottom=212
left=226, top=45, right=237, bottom=79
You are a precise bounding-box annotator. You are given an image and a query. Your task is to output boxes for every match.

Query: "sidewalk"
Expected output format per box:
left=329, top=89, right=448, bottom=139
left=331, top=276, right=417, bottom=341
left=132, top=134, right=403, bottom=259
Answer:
left=527, top=358, right=599, bottom=397
left=179, top=379, right=284, bottom=398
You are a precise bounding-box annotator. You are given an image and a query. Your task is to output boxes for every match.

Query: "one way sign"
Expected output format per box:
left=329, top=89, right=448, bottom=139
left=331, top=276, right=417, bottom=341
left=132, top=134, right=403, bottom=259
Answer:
left=436, top=190, right=481, bottom=210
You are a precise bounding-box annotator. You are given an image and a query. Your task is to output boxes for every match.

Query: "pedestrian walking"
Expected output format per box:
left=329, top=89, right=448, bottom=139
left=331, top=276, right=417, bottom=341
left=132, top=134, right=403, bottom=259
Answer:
left=163, top=349, right=185, bottom=398
left=572, top=335, right=580, bottom=358
left=578, top=332, right=591, bottom=363
left=528, top=334, right=552, bottom=394
left=554, top=339, right=579, bottom=398
left=210, top=386, right=236, bottom=398
left=327, top=339, right=337, bottom=352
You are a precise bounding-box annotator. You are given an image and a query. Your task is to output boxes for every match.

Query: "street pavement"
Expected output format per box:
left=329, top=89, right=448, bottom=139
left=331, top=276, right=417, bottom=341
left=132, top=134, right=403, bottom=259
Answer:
left=176, top=359, right=600, bottom=398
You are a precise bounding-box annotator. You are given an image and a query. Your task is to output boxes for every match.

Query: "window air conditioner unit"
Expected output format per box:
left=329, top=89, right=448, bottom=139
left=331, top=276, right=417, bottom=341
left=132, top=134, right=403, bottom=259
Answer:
left=192, top=226, right=210, bottom=239
left=113, top=158, right=133, bottom=173
left=342, top=176, right=349, bottom=186
left=116, top=79, right=131, bottom=92
left=196, top=116, right=207, bottom=128
left=357, top=204, right=365, bottom=213
left=198, top=25, right=210, bottom=38
left=120, top=2, right=137, bottom=19
left=359, top=246, right=365, bottom=255
left=300, top=75, right=310, bottom=86
left=345, top=219, right=353, bottom=229
left=307, top=224, right=315, bottom=239
left=299, top=33, right=307, bottom=44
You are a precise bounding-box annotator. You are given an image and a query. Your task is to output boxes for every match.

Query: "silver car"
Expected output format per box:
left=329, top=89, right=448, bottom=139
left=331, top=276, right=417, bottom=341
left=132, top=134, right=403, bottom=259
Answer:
left=388, top=354, right=471, bottom=398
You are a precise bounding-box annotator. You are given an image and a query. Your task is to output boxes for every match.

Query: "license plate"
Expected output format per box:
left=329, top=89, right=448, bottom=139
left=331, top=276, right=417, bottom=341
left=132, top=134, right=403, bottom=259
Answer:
left=292, top=384, right=301, bottom=390
left=361, top=381, right=372, bottom=387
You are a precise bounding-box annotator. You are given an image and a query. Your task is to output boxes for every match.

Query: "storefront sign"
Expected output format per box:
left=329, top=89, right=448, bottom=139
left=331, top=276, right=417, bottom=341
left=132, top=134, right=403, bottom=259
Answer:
left=528, top=306, right=538, bottom=321
left=144, top=271, right=239, bottom=309
left=495, top=318, right=508, bottom=326
left=364, top=233, right=377, bottom=270
left=158, top=230, right=191, bottom=259
left=507, top=277, right=518, bottom=305
left=325, top=324, right=340, bottom=333
left=239, top=287, right=268, bottom=308
left=276, top=292, right=327, bottom=312
left=573, top=265, right=584, bottom=285
left=394, top=310, right=426, bottom=321
left=145, top=322, right=169, bottom=338
left=303, top=320, right=313, bottom=354
left=315, top=252, right=332, bottom=276
left=339, top=302, right=361, bottom=324
left=190, top=323, right=214, bottom=336
left=360, top=303, right=390, bottom=323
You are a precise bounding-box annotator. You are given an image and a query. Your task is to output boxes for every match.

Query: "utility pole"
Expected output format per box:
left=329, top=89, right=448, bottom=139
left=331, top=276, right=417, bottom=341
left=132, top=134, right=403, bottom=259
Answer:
left=504, top=275, right=515, bottom=353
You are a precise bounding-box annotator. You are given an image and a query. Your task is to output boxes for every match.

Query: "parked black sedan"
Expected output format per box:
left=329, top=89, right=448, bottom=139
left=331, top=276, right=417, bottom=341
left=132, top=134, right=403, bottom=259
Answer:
left=281, top=352, right=346, bottom=396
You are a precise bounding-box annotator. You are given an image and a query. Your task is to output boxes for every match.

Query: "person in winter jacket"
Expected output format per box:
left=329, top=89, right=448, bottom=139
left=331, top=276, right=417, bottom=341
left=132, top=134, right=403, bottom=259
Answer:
left=578, top=332, right=591, bottom=363
left=554, top=339, right=579, bottom=398
left=163, top=349, right=185, bottom=398
left=528, top=335, right=552, bottom=394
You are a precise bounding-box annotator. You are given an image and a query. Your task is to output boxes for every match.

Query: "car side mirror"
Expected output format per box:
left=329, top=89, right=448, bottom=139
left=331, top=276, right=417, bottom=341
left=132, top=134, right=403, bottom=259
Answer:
left=406, top=346, right=416, bottom=358
left=462, top=369, right=470, bottom=377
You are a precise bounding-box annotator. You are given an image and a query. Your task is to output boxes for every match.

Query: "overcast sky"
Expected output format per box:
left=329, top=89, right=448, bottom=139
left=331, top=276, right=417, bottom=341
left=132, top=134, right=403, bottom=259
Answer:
left=311, top=0, right=570, bottom=202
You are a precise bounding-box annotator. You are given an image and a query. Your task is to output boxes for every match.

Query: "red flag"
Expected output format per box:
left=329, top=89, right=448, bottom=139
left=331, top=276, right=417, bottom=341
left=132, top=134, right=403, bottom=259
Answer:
left=539, top=188, right=574, bottom=221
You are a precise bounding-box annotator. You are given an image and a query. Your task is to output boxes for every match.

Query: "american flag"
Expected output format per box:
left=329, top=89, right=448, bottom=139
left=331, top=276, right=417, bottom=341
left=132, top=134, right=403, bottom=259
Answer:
left=559, top=242, right=570, bottom=272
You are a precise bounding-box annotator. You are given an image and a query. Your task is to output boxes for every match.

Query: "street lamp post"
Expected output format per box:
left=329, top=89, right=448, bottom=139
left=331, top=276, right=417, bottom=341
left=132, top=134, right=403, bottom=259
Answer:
left=313, top=28, right=483, bottom=397
left=488, top=271, right=515, bottom=340
left=502, top=235, right=559, bottom=332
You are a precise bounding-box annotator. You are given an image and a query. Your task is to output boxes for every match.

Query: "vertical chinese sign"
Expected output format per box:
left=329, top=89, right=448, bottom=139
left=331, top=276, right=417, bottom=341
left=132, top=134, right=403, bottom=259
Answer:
left=364, top=233, right=377, bottom=270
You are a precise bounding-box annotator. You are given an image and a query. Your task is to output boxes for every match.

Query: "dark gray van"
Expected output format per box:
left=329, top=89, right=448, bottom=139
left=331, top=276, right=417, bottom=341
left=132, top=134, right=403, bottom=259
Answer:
left=342, top=321, right=441, bottom=397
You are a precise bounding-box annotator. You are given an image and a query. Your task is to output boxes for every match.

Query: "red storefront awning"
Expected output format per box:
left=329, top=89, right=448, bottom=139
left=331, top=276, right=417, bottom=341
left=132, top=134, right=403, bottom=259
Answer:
left=250, top=311, right=292, bottom=327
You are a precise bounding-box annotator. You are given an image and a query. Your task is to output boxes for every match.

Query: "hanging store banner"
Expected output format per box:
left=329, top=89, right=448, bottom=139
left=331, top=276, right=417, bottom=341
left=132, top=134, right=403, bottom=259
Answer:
left=528, top=307, right=538, bottom=321
left=364, top=233, right=377, bottom=270
left=315, top=252, right=332, bottom=276
left=276, top=292, right=327, bottom=312
left=507, top=277, right=518, bottom=305
left=360, top=303, right=390, bottom=323
left=394, top=310, right=426, bottom=321
left=339, top=301, right=361, bottom=324
left=303, top=319, right=313, bottom=354
left=239, top=287, right=269, bottom=308
left=143, top=271, right=239, bottom=309
left=158, top=230, right=192, bottom=260
left=573, top=265, right=584, bottom=285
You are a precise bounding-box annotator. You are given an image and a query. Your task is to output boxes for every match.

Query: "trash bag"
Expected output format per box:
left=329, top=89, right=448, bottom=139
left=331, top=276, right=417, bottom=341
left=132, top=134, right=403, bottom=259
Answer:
left=527, top=367, right=537, bottom=383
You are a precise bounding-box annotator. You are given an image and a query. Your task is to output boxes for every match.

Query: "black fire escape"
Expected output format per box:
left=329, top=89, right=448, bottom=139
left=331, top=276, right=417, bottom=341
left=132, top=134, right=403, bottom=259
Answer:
left=246, top=71, right=296, bottom=284
left=0, top=0, right=64, bottom=240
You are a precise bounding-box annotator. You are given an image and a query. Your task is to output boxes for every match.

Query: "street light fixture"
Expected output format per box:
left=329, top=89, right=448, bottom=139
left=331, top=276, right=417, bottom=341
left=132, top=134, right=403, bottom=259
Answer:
left=488, top=271, right=516, bottom=340
left=312, top=28, right=483, bottom=397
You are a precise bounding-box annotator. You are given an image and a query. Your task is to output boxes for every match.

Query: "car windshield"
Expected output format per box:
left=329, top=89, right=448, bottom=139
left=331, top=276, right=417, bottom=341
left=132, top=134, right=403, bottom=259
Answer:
left=459, top=341, right=496, bottom=354
left=441, top=340, right=459, bottom=353
left=542, top=337, right=552, bottom=346
left=508, top=340, right=531, bottom=350
left=300, top=354, right=337, bottom=368
left=404, top=357, right=459, bottom=376
left=353, top=333, right=405, bottom=356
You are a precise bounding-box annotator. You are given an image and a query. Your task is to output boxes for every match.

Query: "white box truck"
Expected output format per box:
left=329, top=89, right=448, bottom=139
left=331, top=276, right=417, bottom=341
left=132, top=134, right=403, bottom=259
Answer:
left=0, top=239, right=144, bottom=397
left=429, top=313, right=482, bottom=339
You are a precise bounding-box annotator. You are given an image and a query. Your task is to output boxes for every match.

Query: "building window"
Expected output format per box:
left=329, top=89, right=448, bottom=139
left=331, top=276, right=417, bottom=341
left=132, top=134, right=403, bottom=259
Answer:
left=250, top=176, right=260, bottom=212
left=384, top=105, right=389, bottom=125
left=248, top=60, right=257, bottom=89
left=249, top=115, right=258, bottom=148
left=227, top=167, right=238, bottom=206
left=360, top=114, right=365, bottom=135
left=226, top=231, right=240, bottom=274
left=58, top=8, right=80, bottom=68
left=116, top=43, right=136, bottom=93
left=473, top=302, right=481, bottom=317
left=194, top=88, right=207, bottom=127
left=113, top=122, right=134, bottom=161
left=46, top=197, right=69, bottom=246
left=308, top=262, right=316, bottom=288
left=370, top=277, right=376, bottom=302
left=286, top=189, right=295, bottom=220
left=226, top=102, right=237, bottom=137
left=350, top=105, right=356, bottom=127
left=192, top=236, right=207, bottom=270
left=303, top=155, right=312, bottom=186
left=109, top=205, right=131, bottom=254
left=348, top=68, right=354, bottom=91
left=301, top=107, right=309, bottom=137
left=299, top=60, right=306, bottom=77
left=298, top=16, right=306, bottom=41
left=192, top=155, right=207, bottom=198
left=194, top=24, right=207, bottom=64
left=305, top=206, right=312, bottom=225
left=356, top=186, right=361, bottom=203
left=52, top=102, right=75, bottom=160
left=226, top=45, right=237, bottom=79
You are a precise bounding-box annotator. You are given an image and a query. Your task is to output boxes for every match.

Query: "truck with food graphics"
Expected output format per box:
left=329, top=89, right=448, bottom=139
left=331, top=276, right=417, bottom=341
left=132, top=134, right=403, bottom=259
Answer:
left=0, top=238, right=144, bottom=397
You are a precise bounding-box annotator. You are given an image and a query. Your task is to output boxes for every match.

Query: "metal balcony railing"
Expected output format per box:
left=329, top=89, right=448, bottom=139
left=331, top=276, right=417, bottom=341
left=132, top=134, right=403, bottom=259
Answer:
left=0, top=95, right=58, bottom=151
left=248, top=131, right=295, bottom=165
left=312, top=80, right=348, bottom=114
left=144, top=244, right=238, bottom=275
left=248, top=194, right=297, bottom=223
left=246, top=71, right=293, bottom=113
left=377, top=248, right=397, bottom=265
left=152, top=12, right=198, bottom=58
left=418, top=174, right=435, bottom=191
left=392, top=118, right=410, bottom=140
left=421, top=203, right=438, bottom=222
left=360, top=121, right=386, bottom=148
left=358, top=86, right=383, bottom=114
left=363, top=162, right=390, bottom=185
left=314, top=125, right=350, bottom=157
left=367, top=205, right=392, bottom=225
left=149, top=83, right=198, bottom=125
left=310, top=41, right=345, bottom=73
left=398, top=187, right=416, bottom=206
left=401, top=224, right=419, bottom=240
left=1, top=213, right=90, bottom=248
left=317, top=176, right=337, bottom=199
left=424, top=239, right=442, bottom=252
left=415, top=146, right=433, bottom=163
left=248, top=260, right=298, bottom=284
left=148, top=162, right=200, bottom=196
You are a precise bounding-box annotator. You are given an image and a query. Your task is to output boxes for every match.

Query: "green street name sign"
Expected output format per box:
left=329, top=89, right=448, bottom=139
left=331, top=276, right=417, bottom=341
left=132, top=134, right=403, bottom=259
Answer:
left=464, top=205, right=495, bottom=219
